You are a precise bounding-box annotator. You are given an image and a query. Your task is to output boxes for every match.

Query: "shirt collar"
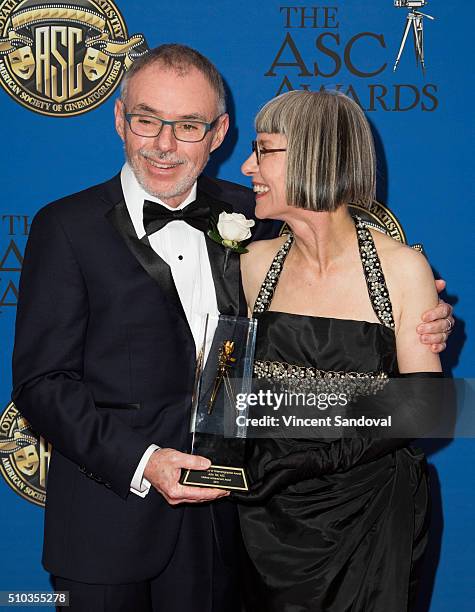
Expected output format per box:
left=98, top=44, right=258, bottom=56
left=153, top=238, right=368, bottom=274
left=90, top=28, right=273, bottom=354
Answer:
left=120, top=163, right=198, bottom=237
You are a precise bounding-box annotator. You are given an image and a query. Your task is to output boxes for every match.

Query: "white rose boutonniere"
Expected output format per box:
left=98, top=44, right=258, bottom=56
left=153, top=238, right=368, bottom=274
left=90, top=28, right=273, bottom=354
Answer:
left=208, top=212, right=255, bottom=254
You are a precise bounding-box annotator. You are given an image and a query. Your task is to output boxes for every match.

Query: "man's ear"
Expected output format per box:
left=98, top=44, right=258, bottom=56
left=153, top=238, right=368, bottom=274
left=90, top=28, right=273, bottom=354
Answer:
left=210, top=113, right=229, bottom=153
left=114, top=98, right=126, bottom=142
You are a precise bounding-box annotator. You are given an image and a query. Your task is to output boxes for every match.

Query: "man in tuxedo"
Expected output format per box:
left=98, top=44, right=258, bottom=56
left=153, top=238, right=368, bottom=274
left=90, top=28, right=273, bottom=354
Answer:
left=12, top=44, right=453, bottom=611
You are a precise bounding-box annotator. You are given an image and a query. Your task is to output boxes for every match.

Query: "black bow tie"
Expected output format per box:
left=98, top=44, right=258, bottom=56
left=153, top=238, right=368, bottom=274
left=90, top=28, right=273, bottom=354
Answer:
left=143, top=199, right=211, bottom=235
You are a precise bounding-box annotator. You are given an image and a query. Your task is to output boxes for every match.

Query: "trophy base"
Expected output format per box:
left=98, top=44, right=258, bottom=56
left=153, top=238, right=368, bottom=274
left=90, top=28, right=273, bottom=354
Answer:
left=181, top=465, right=249, bottom=491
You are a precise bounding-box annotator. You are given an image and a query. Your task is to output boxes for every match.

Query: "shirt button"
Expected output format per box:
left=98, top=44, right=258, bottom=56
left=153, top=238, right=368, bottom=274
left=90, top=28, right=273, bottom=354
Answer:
left=178, top=255, right=183, bottom=261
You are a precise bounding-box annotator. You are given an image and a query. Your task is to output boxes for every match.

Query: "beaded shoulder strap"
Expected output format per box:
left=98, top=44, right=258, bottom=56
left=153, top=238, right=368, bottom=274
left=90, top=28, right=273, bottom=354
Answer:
left=354, top=215, right=395, bottom=329
left=253, top=234, right=294, bottom=314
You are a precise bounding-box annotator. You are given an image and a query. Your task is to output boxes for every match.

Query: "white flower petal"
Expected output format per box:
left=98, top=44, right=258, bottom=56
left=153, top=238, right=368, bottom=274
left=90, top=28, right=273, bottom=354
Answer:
left=217, top=212, right=255, bottom=242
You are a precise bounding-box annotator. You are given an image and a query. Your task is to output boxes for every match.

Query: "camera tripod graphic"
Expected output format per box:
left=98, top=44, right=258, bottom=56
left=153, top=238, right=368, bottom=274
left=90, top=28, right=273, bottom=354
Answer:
left=393, top=2, right=435, bottom=73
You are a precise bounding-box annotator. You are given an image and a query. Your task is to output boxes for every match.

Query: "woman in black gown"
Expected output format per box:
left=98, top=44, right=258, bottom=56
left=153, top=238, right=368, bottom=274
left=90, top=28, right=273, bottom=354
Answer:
left=236, top=90, right=442, bottom=611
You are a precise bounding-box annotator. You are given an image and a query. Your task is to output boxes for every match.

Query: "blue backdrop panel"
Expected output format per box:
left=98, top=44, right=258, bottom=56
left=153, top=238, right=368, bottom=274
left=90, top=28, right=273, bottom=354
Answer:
left=0, top=1, right=473, bottom=610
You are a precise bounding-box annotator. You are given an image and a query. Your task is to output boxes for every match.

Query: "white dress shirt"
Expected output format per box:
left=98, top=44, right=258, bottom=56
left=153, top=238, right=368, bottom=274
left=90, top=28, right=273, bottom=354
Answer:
left=120, top=163, right=219, bottom=496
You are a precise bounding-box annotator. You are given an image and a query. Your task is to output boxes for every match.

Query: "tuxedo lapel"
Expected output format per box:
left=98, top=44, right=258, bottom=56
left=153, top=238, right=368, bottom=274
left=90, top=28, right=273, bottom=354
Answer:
left=198, top=190, right=245, bottom=317
left=102, top=182, right=191, bottom=338
left=101, top=175, right=246, bottom=328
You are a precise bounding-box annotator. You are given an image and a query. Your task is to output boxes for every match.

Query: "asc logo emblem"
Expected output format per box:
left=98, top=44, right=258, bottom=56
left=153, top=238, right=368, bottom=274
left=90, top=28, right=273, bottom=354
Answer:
left=281, top=201, right=423, bottom=252
left=350, top=201, right=422, bottom=252
left=0, top=401, right=51, bottom=506
left=0, top=0, right=148, bottom=116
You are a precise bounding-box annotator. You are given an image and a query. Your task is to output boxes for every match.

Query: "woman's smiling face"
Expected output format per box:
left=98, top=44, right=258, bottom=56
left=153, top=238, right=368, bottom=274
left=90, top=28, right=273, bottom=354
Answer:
left=241, top=133, right=289, bottom=220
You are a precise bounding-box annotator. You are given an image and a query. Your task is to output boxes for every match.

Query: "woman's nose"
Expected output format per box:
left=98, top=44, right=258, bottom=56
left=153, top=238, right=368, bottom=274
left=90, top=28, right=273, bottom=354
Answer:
left=241, top=152, right=258, bottom=176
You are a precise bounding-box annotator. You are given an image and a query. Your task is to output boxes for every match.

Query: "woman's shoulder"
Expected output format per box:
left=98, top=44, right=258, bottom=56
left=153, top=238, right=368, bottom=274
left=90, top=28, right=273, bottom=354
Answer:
left=242, top=235, right=289, bottom=268
left=240, top=236, right=289, bottom=302
left=247, top=235, right=289, bottom=253
left=371, top=229, right=430, bottom=274
left=370, top=228, right=435, bottom=300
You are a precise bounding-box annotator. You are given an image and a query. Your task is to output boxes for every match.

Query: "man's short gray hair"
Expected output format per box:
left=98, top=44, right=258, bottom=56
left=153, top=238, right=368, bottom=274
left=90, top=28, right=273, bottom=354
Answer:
left=120, top=43, right=226, bottom=115
left=255, top=90, right=376, bottom=212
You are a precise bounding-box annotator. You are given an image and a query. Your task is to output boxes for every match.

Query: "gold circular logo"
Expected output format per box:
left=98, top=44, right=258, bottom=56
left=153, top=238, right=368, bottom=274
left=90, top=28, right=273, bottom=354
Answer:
left=0, top=401, right=51, bottom=506
left=279, top=200, right=423, bottom=250
left=349, top=200, right=423, bottom=252
left=348, top=200, right=407, bottom=243
left=0, top=0, right=148, bottom=116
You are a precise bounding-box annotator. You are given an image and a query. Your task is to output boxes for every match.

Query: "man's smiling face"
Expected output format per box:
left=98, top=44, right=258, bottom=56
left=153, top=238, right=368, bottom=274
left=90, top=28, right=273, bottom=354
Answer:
left=115, top=62, right=228, bottom=207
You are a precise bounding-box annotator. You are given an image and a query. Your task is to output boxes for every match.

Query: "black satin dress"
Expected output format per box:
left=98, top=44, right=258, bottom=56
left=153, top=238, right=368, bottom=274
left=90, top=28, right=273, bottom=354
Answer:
left=239, top=217, right=429, bottom=612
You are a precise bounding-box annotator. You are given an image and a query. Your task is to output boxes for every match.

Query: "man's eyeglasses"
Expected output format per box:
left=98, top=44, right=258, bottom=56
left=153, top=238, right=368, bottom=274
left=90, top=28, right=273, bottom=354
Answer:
left=252, top=140, right=287, bottom=165
left=125, top=113, right=222, bottom=142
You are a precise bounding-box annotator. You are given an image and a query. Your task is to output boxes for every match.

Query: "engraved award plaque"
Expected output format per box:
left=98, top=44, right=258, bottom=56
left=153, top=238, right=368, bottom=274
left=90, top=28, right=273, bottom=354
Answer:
left=180, top=314, right=257, bottom=491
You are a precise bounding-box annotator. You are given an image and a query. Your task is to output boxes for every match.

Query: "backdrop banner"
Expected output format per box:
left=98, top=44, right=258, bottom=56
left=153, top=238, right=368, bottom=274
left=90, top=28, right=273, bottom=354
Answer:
left=0, top=1, right=473, bottom=609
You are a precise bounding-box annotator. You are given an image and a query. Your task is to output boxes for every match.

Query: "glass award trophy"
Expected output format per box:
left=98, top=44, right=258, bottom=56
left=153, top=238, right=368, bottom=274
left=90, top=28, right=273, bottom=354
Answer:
left=180, top=314, right=257, bottom=491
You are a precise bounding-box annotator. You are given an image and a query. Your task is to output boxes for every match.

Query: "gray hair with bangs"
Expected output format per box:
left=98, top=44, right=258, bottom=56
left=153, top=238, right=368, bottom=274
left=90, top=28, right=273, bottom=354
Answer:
left=255, top=90, right=376, bottom=211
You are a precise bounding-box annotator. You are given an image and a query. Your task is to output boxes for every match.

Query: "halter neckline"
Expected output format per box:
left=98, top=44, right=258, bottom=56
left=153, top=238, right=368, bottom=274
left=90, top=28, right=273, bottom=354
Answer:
left=252, top=215, right=395, bottom=330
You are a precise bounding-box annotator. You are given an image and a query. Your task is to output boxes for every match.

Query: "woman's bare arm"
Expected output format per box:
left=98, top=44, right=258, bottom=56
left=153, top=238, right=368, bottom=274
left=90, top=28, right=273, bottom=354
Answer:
left=393, top=247, right=442, bottom=373
left=240, top=237, right=288, bottom=312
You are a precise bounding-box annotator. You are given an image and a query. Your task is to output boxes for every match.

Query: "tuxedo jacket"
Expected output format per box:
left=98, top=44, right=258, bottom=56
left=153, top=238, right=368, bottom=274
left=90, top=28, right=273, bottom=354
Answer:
left=12, top=173, right=280, bottom=583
